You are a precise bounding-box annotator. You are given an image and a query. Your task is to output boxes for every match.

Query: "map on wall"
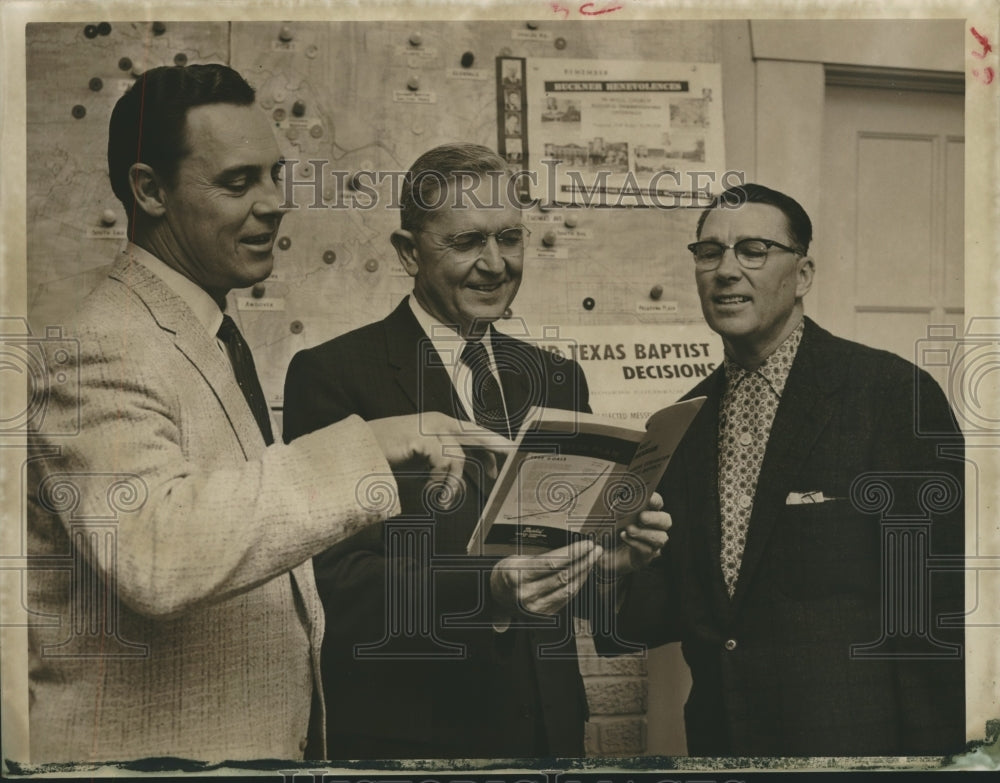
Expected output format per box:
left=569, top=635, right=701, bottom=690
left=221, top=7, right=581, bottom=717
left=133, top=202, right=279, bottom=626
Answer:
left=25, top=21, right=723, bottom=407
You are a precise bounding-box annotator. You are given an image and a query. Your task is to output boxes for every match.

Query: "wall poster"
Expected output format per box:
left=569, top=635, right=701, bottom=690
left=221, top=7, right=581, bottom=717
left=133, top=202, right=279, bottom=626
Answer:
left=501, top=57, right=726, bottom=207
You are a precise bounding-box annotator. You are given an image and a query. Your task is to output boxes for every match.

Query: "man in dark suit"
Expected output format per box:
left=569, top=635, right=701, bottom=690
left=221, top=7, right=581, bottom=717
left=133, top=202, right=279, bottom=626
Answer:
left=610, top=183, right=965, bottom=756
left=283, top=143, right=669, bottom=758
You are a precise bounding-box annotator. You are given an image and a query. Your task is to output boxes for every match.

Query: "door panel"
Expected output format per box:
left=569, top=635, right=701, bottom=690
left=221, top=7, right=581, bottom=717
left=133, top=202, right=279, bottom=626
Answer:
left=816, top=85, right=964, bottom=386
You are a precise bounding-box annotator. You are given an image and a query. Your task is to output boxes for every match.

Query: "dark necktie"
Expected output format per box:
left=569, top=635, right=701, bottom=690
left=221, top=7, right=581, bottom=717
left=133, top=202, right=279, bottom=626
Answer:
left=217, top=314, right=274, bottom=446
left=461, top=339, right=510, bottom=438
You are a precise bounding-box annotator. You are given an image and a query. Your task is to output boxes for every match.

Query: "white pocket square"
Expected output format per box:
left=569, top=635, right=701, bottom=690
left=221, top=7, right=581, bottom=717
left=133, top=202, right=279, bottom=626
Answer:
left=786, top=490, right=843, bottom=505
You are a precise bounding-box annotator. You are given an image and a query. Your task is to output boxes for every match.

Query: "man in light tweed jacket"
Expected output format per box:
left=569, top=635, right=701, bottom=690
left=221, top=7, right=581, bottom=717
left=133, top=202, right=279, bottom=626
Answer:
left=26, top=64, right=498, bottom=764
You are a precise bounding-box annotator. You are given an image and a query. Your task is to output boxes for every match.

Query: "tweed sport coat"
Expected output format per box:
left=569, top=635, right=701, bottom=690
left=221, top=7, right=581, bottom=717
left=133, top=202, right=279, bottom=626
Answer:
left=283, top=298, right=595, bottom=758
left=27, top=250, right=399, bottom=763
left=608, top=318, right=965, bottom=757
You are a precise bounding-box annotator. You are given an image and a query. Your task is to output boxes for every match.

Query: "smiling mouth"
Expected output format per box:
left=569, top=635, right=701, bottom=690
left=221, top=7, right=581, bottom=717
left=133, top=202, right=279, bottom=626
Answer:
left=715, top=294, right=751, bottom=305
left=240, top=232, right=275, bottom=247
left=467, top=281, right=506, bottom=293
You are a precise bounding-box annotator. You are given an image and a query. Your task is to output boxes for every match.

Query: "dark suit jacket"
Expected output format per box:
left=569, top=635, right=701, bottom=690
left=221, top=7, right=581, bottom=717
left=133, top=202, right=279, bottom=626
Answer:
left=283, top=298, right=593, bottom=758
left=609, top=318, right=965, bottom=756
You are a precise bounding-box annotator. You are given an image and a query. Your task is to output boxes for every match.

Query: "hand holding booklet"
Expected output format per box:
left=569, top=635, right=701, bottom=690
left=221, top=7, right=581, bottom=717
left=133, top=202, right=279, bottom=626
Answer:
left=467, top=397, right=705, bottom=556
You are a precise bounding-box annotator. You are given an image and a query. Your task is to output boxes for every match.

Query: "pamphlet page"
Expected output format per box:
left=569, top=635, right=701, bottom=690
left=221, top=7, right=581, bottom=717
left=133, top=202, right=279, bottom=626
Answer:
left=467, top=397, right=705, bottom=555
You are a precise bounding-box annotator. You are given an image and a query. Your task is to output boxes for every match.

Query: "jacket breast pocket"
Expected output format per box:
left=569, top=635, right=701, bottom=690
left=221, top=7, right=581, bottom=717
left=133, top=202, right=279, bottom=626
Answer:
left=772, top=502, right=881, bottom=600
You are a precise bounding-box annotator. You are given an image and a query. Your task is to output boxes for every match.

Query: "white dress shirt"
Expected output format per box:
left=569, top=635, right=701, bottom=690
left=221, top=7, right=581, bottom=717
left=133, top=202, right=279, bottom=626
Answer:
left=407, top=295, right=512, bottom=438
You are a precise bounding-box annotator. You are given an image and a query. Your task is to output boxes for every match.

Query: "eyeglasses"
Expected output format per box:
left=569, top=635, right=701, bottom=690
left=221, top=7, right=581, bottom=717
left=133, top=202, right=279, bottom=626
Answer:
left=686, top=238, right=803, bottom=270
left=420, top=225, right=531, bottom=256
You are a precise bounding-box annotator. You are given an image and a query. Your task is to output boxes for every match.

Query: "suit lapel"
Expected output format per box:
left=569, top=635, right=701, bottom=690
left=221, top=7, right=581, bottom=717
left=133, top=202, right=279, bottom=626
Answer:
left=110, top=253, right=265, bottom=460
left=384, top=300, right=463, bottom=420
left=383, top=301, right=488, bottom=496
left=730, top=320, right=845, bottom=611
left=678, top=370, right=733, bottom=615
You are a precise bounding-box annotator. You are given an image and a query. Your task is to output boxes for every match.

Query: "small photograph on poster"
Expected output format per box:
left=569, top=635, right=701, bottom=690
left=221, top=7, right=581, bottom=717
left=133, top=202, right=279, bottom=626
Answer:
left=504, top=87, right=522, bottom=111
left=543, top=139, right=629, bottom=174
left=670, top=96, right=711, bottom=128
left=504, top=112, right=522, bottom=138
left=541, top=96, right=581, bottom=123
left=634, top=134, right=706, bottom=173
left=501, top=60, right=522, bottom=88
left=504, top=138, right=523, bottom=164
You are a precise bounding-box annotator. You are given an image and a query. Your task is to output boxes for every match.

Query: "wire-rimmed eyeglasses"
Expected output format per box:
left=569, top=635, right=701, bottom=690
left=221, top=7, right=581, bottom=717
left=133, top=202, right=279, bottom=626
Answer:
left=687, top=238, right=803, bottom=270
left=419, top=224, right=531, bottom=256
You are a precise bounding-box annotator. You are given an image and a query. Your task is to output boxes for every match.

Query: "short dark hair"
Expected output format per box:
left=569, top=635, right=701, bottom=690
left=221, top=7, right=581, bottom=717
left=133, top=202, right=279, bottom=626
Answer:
left=696, top=182, right=813, bottom=253
left=108, top=64, right=256, bottom=222
left=399, top=142, right=509, bottom=232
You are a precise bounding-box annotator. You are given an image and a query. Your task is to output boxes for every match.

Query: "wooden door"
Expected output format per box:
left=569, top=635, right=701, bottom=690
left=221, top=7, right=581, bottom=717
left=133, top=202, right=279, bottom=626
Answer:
left=815, top=84, right=964, bottom=388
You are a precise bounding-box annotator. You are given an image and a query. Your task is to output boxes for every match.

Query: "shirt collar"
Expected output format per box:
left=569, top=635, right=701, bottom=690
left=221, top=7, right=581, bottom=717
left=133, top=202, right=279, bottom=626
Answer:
left=407, top=295, right=496, bottom=368
left=126, top=242, right=224, bottom=337
left=724, top=319, right=805, bottom=398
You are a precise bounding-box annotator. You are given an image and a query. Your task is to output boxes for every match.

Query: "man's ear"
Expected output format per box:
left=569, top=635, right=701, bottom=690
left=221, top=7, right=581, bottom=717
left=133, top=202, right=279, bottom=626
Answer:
left=391, top=229, right=421, bottom=278
left=129, top=163, right=167, bottom=219
left=796, top=255, right=815, bottom=299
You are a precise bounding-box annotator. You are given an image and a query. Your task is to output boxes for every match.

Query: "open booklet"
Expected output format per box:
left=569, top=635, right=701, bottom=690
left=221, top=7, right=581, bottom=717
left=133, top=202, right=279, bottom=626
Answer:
left=467, top=397, right=706, bottom=556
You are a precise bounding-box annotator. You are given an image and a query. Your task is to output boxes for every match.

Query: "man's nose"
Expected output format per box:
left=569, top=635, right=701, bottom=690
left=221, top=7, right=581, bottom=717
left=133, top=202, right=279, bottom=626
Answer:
left=253, top=180, right=289, bottom=218
left=478, top=235, right=505, bottom=272
left=714, top=246, right=743, bottom=278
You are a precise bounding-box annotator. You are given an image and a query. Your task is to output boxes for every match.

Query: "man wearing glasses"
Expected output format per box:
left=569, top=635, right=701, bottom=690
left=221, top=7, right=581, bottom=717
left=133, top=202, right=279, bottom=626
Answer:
left=609, top=183, right=965, bottom=756
left=283, top=143, right=669, bottom=758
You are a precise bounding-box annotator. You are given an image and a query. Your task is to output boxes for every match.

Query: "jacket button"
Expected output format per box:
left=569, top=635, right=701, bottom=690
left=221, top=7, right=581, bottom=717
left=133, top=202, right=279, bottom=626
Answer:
left=724, top=638, right=737, bottom=651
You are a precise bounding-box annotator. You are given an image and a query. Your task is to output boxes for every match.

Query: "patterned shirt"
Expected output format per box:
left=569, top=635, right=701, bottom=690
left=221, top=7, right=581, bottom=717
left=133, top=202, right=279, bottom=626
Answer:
left=717, top=320, right=805, bottom=596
